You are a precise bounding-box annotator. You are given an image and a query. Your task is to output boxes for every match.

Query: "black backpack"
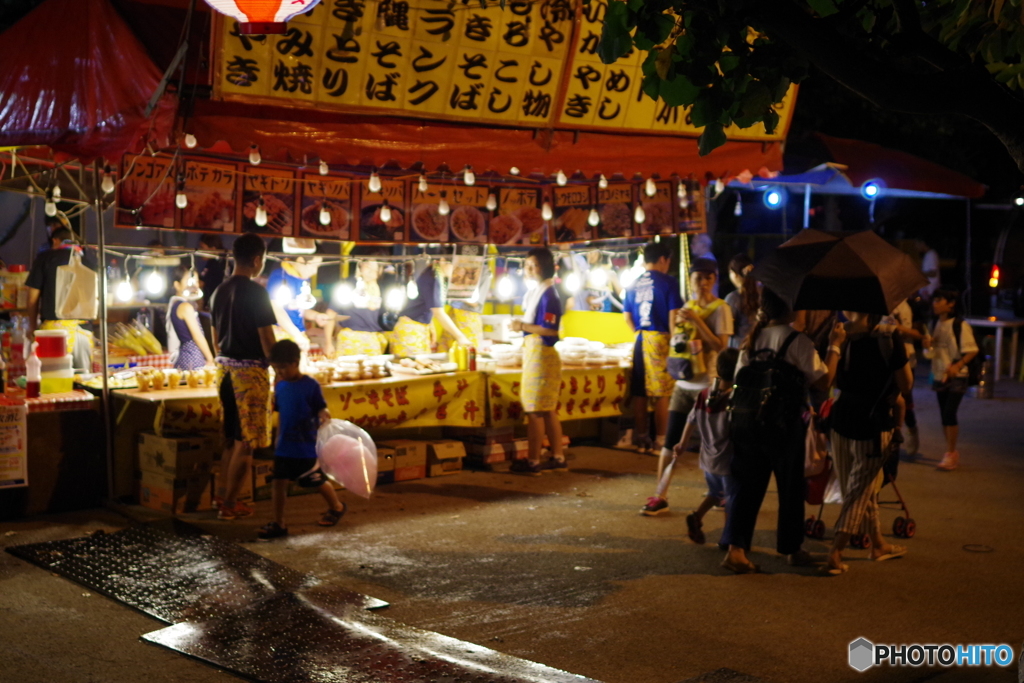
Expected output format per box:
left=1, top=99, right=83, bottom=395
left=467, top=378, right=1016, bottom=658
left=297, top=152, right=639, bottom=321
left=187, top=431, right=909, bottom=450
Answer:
left=729, top=331, right=808, bottom=444
left=951, top=318, right=984, bottom=386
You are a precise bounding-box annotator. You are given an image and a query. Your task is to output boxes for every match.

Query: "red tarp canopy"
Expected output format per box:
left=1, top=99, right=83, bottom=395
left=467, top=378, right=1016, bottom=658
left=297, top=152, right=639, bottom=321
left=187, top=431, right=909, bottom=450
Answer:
left=189, top=101, right=783, bottom=180
left=0, top=0, right=175, bottom=161
left=815, top=134, right=987, bottom=199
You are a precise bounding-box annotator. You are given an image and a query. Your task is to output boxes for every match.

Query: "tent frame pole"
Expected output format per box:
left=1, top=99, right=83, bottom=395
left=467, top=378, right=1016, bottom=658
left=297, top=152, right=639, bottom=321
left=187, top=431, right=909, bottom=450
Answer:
left=92, top=161, right=113, bottom=503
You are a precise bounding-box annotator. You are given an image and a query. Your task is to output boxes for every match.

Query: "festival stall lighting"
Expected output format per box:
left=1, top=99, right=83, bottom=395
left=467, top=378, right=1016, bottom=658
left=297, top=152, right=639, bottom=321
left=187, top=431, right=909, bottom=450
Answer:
left=861, top=179, right=884, bottom=200
left=644, top=178, right=657, bottom=197
left=319, top=202, right=331, bottom=225
left=989, top=264, right=1001, bottom=289
left=296, top=281, right=317, bottom=309
left=589, top=266, right=609, bottom=289
left=564, top=271, right=581, bottom=293
left=438, top=192, right=450, bottom=216
left=588, top=207, right=600, bottom=226
left=598, top=174, right=608, bottom=189
left=734, top=193, right=743, bottom=216
left=496, top=274, right=515, bottom=301
left=406, top=279, right=419, bottom=299
left=418, top=174, right=429, bottom=192
left=181, top=268, right=203, bottom=300
left=101, top=166, right=115, bottom=194
left=273, top=283, right=293, bottom=305
left=115, top=276, right=135, bottom=303
left=486, top=193, right=497, bottom=211
left=175, top=177, right=187, bottom=209
left=763, top=187, right=786, bottom=209
left=542, top=202, right=553, bottom=221
left=319, top=160, right=329, bottom=175
left=144, top=270, right=166, bottom=296
left=255, top=198, right=268, bottom=226
left=201, top=0, right=322, bottom=34
left=1015, top=196, right=1024, bottom=207
left=368, top=169, right=382, bottom=193
left=556, top=170, right=567, bottom=186
left=379, top=200, right=393, bottom=224
left=619, top=256, right=646, bottom=292
left=248, top=144, right=261, bottom=165
left=463, top=165, right=475, bottom=186
left=510, top=167, right=520, bottom=176
left=332, top=282, right=354, bottom=307
left=633, top=205, right=646, bottom=223
left=184, top=134, right=197, bottom=149
left=384, top=286, right=406, bottom=311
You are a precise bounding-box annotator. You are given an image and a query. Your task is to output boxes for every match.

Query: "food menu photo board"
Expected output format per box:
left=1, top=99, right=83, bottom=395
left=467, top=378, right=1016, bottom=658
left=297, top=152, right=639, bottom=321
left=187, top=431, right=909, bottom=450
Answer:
left=449, top=244, right=486, bottom=299
left=360, top=178, right=406, bottom=242
left=117, top=154, right=176, bottom=228
left=639, top=181, right=674, bottom=236
left=300, top=174, right=354, bottom=239
left=447, top=185, right=490, bottom=244
left=595, top=182, right=634, bottom=239
left=408, top=182, right=450, bottom=243
left=242, top=166, right=297, bottom=235
left=492, top=186, right=545, bottom=246
left=180, top=159, right=238, bottom=232
left=677, top=178, right=707, bottom=233
left=551, top=185, right=593, bottom=243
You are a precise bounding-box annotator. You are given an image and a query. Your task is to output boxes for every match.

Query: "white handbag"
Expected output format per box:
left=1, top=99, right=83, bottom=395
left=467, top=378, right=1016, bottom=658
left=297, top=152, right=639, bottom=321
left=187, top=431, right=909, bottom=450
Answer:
left=54, top=248, right=98, bottom=320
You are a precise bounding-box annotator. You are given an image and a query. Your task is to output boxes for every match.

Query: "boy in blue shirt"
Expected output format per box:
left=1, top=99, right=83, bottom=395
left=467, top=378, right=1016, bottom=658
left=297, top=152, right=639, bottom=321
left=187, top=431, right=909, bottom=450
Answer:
left=258, top=339, right=347, bottom=540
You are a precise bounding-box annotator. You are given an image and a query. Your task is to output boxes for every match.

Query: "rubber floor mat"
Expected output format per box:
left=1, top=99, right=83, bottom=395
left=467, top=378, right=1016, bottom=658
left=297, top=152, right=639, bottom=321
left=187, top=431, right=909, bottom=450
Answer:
left=143, top=591, right=599, bottom=683
left=6, top=522, right=388, bottom=622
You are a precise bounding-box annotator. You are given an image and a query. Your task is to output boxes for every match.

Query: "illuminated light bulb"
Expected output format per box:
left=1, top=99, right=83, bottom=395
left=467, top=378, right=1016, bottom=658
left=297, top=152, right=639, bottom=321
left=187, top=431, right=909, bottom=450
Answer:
left=368, top=170, right=382, bottom=193
left=144, top=270, right=166, bottom=296
left=101, top=170, right=115, bottom=195
left=714, top=178, right=725, bottom=195
left=510, top=166, right=520, bottom=176
left=734, top=196, right=743, bottom=216
left=634, top=205, right=646, bottom=223
left=249, top=145, right=261, bottom=165
left=273, top=283, right=293, bottom=305
left=319, top=202, right=332, bottom=225
left=296, top=281, right=317, bottom=309
left=44, top=198, right=57, bottom=217
left=176, top=191, right=188, bottom=209
left=989, top=264, right=1001, bottom=289
left=679, top=193, right=690, bottom=209
left=184, top=133, right=197, bottom=149
left=181, top=269, right=203, bottom=300
left=438, top=195, right=450, bottom=216
left=384, top=286, right=406, bottom=311
left=556, top=170, right=567, bottom=186
left=406, top=279, right=419, bottom=299
left=598, top=174, right=608, bottom=190
left=463, top=165, right=475, bottom=186
left=379, top=200, right=392, bottom=224
left=496, top=274, right=515, bottom=301
left=1015, top=197, right=1024, bottom=207
left=332, top=282, right=354, bottom=307
left=319, top=160, right=329, bottom=175
left=677, top=182, right=686, bottom=198
left=564, top=271, right=581, bottom=293
left=255, top=199, right=267, bottom=227
left=589, top=267, right=609, bottom=289
left=52, top=184, right=61, bottom=200
left=418, top=174, right=429, bottom=193
left=645, top=178, right=657, bottom=197
left=115, top=277, right=134, bottom=303
left=486, top=193, right=497, bottom=211
left=588, top=208, right=600, bottom=227
left=468, top=288, right=480, bottom=304
left=541, top=202, right=553, bottom=221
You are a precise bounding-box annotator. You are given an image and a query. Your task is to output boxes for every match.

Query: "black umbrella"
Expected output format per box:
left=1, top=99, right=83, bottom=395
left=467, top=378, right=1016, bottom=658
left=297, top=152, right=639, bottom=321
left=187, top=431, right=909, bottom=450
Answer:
left=753, top=229, right=928, bottom=315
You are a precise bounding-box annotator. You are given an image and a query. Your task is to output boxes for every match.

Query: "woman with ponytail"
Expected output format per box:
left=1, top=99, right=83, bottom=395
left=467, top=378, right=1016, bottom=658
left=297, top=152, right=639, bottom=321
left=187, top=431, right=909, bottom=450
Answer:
left=725, top=254, right=759, bottom=349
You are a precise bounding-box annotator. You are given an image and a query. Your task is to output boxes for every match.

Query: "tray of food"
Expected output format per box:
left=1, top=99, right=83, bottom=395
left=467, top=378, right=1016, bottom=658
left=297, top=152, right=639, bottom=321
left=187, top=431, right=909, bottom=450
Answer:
left=388, top=358, right=459, bottom=375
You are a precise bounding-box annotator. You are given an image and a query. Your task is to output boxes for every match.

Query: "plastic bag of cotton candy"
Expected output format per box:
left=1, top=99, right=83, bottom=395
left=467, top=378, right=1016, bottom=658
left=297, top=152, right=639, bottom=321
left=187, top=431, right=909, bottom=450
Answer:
left=316, top=419, right=378, bottom=499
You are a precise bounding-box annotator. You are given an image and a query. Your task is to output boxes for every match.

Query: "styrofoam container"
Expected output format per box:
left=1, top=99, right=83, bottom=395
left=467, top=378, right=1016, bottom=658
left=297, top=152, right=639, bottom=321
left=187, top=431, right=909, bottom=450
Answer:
left=40, top=354, right=74, bottom=373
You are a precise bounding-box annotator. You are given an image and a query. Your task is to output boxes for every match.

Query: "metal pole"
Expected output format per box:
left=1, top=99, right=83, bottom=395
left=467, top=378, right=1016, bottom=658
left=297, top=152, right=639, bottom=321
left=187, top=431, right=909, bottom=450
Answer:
left=92, top=160, right=113, bottom=502
left=965, top=198, right=972, bottom=317
left=803, top=184, right=810, bottom=229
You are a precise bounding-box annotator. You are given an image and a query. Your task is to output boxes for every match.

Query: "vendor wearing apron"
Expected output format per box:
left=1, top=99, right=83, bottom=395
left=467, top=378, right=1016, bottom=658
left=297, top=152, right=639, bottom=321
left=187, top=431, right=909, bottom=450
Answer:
left=266, top=255, right=337, bottom=356
left=440, top=267, right=490, bottom=351
left=335, top=260, right=388, bottom=356
left=391, top=260, right=469, bottom=357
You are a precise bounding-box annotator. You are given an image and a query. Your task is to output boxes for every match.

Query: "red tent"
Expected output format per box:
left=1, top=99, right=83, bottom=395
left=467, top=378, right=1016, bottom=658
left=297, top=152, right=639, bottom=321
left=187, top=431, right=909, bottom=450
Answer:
left=0, top=0, right=175, bottom=161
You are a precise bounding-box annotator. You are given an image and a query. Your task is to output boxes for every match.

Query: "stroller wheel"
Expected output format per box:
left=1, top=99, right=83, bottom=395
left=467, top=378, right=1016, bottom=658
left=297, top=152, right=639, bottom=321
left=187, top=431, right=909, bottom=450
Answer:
left=893, top=517, right=907, bottom=537
left=813, top=519, right=826, bottom=539
left=860, top=534, right=872, bottom=548
left=849, top=535, right=862, bottom=549
left=904, top=519, right=917, bottom=538
left=804, top=517, right=816, bottom=536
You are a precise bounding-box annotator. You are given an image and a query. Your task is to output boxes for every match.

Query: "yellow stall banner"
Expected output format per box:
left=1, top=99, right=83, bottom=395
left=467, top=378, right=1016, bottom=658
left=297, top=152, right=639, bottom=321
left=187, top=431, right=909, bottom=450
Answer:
left=322, top=371, right=487, bottom=429
left=158, top=399, right=225, bottom=436
left=487, top=365, right=628, bottom=427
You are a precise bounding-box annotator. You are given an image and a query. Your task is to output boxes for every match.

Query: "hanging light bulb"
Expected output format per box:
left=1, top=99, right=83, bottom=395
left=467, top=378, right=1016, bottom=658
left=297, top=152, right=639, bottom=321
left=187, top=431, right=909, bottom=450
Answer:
left=564, top=271, right=581, bottom=293
left=438, top=192, right=450, bottom=216
left=319, top=202, right=332, bottom=226
left=181, top=268, right=203, bottom=300
left=406, top=278, right=419, bottom=299
left=379, top=199, right=393, bottom=224
left=249, top=144, right=261, bottom=165
left=418, top=174, right=429, bottom=193
left=332, top=282, right=354, bottom=307
left=176, top=190, right=188, bottom=209
left=101, top=167, right=115, bottom=195
left=184, top=133, right=197, bottom=149
left=619, top=256, right=646, bottom=290
left=319, top=160, right=329, bottom=175
left=496, top=274, right=515, bottom=301
left=52, top=184, right=61, bottom=200
left=384, top=286, right=406, bottom=311
left=679, top=191, right=690, bottom=209
left=714, top=178, right=725, bottom=195
left=734, top=194, right=743, bottom=216
left=598, top=174, right=608, bottom=190
left=255, top=198, right=268, bottom=227
left=589, top=266, right=609, bottom=289
left=588, top=207, right=600, bottom=227
left=645, top=177, right=657, bottom=197
left=144, top=270, right=167, bottom=296
left=677, top=182, right=686, bottom=198
left=296, top=281, right=317, bottom=309
left=510, top=166, right=520, bottom=176
left=368, top=170, right=382, bottom=193
left=44, top=196, right=57, bottom=217
left=486, top=193, right=497, bottom=211
left=463, top=165, right=475, bottom=186
left=634, top=205, right=646, bottom=224
left=556, top=169, right=567, bottom=186
left=541, top=202, right=553, bottom=221
left=273, top=283, right=293, bottom=305
left=115, top=276, right=134, bottom=303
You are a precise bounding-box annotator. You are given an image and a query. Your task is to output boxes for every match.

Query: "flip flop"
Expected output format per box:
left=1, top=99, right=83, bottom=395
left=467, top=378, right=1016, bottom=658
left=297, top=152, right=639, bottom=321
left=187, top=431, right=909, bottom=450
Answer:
left=821, top=563, right=848, bottom=576
left=872, top=545, right=907, bottom=562
left=720, top=557, right=759, bottom=574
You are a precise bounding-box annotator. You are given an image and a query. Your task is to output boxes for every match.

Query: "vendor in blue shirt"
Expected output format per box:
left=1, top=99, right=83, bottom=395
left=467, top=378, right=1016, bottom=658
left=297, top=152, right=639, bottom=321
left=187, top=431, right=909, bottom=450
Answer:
left=391, top=259, right=469, bottom=357
left=266, top=255, right=338, bottom=357
left=334, top=260, right=388, bottom=356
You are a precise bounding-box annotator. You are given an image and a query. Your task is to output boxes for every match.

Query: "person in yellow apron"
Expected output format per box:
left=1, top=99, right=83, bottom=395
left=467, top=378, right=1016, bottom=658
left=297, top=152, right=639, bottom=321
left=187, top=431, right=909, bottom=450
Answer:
left=390, top=260, right=469, bottom=357
left=510, top=248, right=566, bottom=475
left=641, top=257, right=734, bottom=516
left=335, top=260, right=388, bottom=356
left=439, top=267, right=489, bottom=352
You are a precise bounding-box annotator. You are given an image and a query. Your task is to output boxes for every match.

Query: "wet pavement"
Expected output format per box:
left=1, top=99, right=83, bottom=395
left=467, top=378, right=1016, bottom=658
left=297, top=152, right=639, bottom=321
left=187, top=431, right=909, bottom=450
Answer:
left=2, top=377, right=1023, bottom=683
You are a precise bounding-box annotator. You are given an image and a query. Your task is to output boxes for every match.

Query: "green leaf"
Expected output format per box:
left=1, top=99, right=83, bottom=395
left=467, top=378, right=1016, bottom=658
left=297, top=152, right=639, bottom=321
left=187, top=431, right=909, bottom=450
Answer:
left=806, top=0, right=839, bottom=17
left=598, top=2, right=635, bottom=64
left=641, top=73, right=662, bottom=100
left=656, top=46, right=674, bottom=79
left=720, top=53, right=741, bottom=73
left=763, top=108, right=780, bottom=135
left=698, top=124, right=727, bottom=156
left=635, top=12, right=675, bottom=50
left=661, top=73, right=701, bottom=106
left=690, top=92, right=721, bottom=128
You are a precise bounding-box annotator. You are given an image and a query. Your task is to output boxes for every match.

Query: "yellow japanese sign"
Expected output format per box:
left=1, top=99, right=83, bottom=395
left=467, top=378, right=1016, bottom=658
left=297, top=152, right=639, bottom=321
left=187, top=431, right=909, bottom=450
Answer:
left=486, top=366, right=628, bottom=427
left=117, top=154, right=176, bottom=228
left=216, top=0, right=574, bottom=126
left=559, top=0, right=797, bottom=138
left=321, top=371, right=487, bottom=429
left=182, top=160, right=238, bottom=232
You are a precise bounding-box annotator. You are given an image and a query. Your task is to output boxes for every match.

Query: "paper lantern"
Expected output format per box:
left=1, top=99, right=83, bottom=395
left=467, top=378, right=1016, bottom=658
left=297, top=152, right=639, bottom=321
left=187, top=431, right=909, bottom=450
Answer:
left=204, top=0, right=323, bottom=34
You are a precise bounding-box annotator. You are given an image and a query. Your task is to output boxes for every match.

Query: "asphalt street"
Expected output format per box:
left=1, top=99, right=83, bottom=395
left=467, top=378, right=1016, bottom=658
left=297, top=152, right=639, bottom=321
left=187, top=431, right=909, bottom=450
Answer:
left=2, top=377, right=1023, bottom=683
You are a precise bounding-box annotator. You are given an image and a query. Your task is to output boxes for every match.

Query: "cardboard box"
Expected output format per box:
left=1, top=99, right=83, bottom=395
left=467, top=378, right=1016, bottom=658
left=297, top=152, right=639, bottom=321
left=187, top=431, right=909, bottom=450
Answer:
left=138, top=432, right=218, bottom=478
left=444, top=426, right=515, bottom=445
left=380, top=439, right=428, bottom=482
left=427, top=440, right=465, bottom=477
left=465, top=439, right=527, bottom=469
left=211, top=461, right=253, bottom=503
left=138, top=470, right=213, bottom=514
left=377, top=445, right=396, bottom=473
left=601, top=417, right=634, bottom=448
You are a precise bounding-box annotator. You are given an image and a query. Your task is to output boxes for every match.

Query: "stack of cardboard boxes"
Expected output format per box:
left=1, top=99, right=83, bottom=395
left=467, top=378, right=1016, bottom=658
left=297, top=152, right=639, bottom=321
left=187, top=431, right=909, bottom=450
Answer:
left=376, top=439, right=466, bottom=482
left=137, top=432, right=216, bottom=514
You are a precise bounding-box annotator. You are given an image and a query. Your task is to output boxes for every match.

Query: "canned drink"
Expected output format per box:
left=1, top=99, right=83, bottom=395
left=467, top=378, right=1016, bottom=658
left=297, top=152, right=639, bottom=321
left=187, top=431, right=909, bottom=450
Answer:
left=688, top=339, right=703, bottom=355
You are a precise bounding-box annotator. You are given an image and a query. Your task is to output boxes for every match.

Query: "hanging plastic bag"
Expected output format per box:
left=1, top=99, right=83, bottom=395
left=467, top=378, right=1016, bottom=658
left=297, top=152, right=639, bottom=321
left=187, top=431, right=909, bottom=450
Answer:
left=316, top=419, right=377, bottom=499
left=54, top=248, right=98, bottom=320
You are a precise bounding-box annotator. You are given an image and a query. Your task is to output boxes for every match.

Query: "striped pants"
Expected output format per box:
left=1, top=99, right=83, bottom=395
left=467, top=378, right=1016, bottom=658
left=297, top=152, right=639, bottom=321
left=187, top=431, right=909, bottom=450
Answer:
left=830, top=430, right=891, bottom=537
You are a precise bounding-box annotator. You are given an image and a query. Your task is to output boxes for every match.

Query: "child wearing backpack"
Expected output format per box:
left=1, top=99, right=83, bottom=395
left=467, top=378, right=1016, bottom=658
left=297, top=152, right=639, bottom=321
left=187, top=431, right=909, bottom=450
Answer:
left=921, top=289, right=978, bottom=471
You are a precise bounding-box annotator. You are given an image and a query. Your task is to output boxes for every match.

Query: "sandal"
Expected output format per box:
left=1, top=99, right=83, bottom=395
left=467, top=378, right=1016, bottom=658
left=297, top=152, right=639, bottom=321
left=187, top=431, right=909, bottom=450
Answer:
left=720, top=557, right=759, bottom=574
left=821, top=563, right=849, bottom=576
left=872, top=545, right=907, bottom=562
left=319, top=503, right=347, bottom=527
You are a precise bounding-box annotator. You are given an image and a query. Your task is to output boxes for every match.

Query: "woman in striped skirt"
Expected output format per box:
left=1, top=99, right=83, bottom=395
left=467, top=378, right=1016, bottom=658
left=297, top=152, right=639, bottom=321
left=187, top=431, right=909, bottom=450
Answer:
left=825, top=310, right=914, bottom=575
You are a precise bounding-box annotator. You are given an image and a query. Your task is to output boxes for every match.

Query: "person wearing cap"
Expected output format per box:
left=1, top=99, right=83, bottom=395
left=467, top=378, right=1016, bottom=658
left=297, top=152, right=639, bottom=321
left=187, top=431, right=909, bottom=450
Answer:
left=641, top=256, right=733, bottom=517
left=266, top=254, right=338, bottom=357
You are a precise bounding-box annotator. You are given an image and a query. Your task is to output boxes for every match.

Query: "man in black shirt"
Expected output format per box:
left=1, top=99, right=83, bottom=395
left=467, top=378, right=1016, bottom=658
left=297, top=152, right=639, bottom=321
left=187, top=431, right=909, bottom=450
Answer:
left=210, top=233, right=277, bottom=520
